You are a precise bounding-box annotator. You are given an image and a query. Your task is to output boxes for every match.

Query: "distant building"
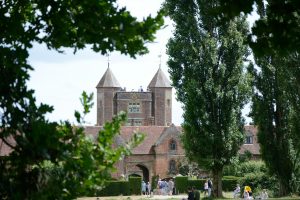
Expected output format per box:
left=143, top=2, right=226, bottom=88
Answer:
left=0, top=67, right=260, bottom=182
left=96, top=67, right=172, bottom=126
left=85, top=67, right=260, bottom=181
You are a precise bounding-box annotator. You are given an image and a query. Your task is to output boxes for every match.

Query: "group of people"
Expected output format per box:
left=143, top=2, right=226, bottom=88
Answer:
left=233, top=184, right=268, bottom=200
left=203, top=178, right=213, bottom=197
left=157, top=178, right=175, bottom=195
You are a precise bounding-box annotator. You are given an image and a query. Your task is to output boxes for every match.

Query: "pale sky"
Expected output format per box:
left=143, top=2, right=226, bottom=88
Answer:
left=27, top=0, right=252, bottom=126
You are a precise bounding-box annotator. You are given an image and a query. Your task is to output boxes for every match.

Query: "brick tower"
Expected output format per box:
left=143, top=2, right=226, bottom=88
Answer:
left=96, top=67, right=121, bottom=125
left=148, top=68, right=172, bottom=126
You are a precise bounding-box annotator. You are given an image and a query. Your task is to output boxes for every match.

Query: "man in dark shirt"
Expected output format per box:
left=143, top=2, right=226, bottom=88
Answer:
left=193, top=186, right=200, bottom=200
left=187, top=187, right=194, bottom=200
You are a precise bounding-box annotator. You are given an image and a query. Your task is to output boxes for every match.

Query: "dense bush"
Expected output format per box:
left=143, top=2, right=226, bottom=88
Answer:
left=238, top=172, right=278, bottom=197
left=129, top=177, right=142, bottom=195
left=175, top=176, right=188, bottom=194
left=97, top=181, right=130, bottom=196
left=222, top=176, right=240, bottom=191
left=224, top=161, right=267, bottom=177
left=188, top=179, right=205, bottom=191
left=175, top=176, right=240, bottom=193
left=151, top=175, right=159, bottom=191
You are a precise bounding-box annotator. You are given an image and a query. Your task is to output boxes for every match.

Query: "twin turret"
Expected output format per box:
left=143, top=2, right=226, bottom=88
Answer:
left=96, top=67, right=172, bottom=126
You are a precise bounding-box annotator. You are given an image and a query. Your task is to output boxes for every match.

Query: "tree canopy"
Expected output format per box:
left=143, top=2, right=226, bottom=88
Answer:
left=1, top=0, right=164, bottom=56
left=250, top=53, right=300, bottom=195
left=0, top=1, right=163, bottom=198
left=164, top=0, right=250, bottom=197
left=212, top=0, right=300, bottom=56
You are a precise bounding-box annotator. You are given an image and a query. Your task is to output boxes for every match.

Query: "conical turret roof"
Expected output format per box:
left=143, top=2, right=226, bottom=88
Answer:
left=148, top=68, right=172, bottom=88
left=96, top=67, right=121, bottom=88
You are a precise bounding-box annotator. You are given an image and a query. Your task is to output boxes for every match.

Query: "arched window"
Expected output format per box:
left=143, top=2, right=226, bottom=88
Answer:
left=169, top=139, right=177, bottom=150
left=169, top=160, right=176, bottom=174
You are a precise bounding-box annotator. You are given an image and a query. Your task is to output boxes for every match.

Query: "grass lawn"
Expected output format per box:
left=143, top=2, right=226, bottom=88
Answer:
left=78, top=191, right=300, bottom=200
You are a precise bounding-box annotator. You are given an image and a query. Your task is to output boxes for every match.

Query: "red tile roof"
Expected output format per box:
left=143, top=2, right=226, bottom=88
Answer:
left=84, top=126, right=167, bottom=154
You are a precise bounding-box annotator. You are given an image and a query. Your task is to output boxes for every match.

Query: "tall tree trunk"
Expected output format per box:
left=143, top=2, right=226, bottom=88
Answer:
left=279, top=178, right=289, bottom=196
left=212, top=168, right=223, bottom=197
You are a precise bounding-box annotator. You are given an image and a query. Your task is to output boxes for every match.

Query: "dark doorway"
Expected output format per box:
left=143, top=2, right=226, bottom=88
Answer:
left=136, top=164, right=149, bottom=182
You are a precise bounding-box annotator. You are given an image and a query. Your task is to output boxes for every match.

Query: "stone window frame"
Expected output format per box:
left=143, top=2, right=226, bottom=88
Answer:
left=245, top=131, right=254, bottom=144
left=127, top=118, right=143, bottom=126
left=169, top=139, right=177, bottom=150
left=128, top=102, right=141, bottom=113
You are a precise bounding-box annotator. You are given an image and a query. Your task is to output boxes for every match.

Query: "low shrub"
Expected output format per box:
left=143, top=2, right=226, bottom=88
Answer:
left=188, top=179, right=205, bottom=191
left=222, top=176, right=240, bottom=191
left=238, top=172, right=278, bottom=197
left=129, top=176, right=142, bottom=195
left=175, top=176, right=188, bottom=194
left=97, top=181, right=130, bottom=196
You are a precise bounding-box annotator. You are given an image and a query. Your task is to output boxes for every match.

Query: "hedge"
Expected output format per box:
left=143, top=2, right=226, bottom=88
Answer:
left=188, top=179, right=206, bottom=191
left=97, top=181, right=130, bottom=196
left=175, top=176, right=188, bottom=194
left=174, top=176, right=240, bottom=194
left=222, top=176, right=240, bottom=191
left=129, top=177, right=142, bottom=195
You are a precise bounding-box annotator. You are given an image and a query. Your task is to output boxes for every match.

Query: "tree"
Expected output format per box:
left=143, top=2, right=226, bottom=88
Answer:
left=0, top=92, right=144, bottom=199
left=0, top=1, right=163, bottom=199
left=211, top=0, right=300, bottom=57
left=164, top=0, right=250, bottom=197
left=250, top=53, right=300, bottom=196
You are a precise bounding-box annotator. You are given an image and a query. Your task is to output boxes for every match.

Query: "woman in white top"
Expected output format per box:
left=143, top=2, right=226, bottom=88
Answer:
left=204, top=181, right=208, bottom=197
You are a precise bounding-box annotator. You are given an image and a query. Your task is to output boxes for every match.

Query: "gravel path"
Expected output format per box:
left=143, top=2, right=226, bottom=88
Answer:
left=78, top=194, right=186, bottom=200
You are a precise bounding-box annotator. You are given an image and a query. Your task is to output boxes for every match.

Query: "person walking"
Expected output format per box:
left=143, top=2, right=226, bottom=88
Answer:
left=204, top=180, right=208, bottom=197
left=168, top=179, right=174, bottom=195
left=142, top=180, right=146, bottom=195
left=146, top=182, right=151, bottom=197
left=208, top=178, right=213, bottom=197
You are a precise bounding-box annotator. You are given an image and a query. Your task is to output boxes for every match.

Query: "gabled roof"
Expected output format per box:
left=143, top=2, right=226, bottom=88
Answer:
left=96, top=67, right=121, bottom=88
left=148, top=68, right=172, bottom=88
left=84, top=126, right=167, bottom=154
left=154, top=124, right=181, bottom=146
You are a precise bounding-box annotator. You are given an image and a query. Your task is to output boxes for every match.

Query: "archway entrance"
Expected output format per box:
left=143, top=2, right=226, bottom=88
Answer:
left=136, top=164, right=149, bottom=182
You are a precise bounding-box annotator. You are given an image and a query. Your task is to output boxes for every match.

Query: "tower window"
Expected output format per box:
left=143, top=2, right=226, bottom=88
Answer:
left=167, top=99, right=170, bottom=107
left=127, top=118, right=142, bottom=126
left=245, top=131, right=254, bottom=144
left=128, top=102, right=140, bottom=113
left=169, top=139, right=177, bottom=150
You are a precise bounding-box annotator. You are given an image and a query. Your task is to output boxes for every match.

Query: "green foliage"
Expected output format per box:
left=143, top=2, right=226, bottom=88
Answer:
left=250, top=54, right=300, bottom=196
left=151, top=175, right=159, bottom=191
left=222, top=176, right=240, bottom=192
left=0, top=1, right=161, bottom=199
left=238, top=172, right=278, bottom=197
left=164, top=0, right=250, bottom=197
left=129, top=177, right=142, bottom=195
left=97, top=181, right=130, bottom=196
left=224, top=161, right=267, bottom=177
left=188, top=179, right=205, bottom=191
left=0, top=92, right=144, bottom=199
left=175, top=176, right=188, bottom=194
left=211, top=0, right=300, bottom=57
left=175, top=176, right=239, bottom=193
left=178, top=159, right=203, bottom=177
left=0, top=0, right=164, bottom=57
